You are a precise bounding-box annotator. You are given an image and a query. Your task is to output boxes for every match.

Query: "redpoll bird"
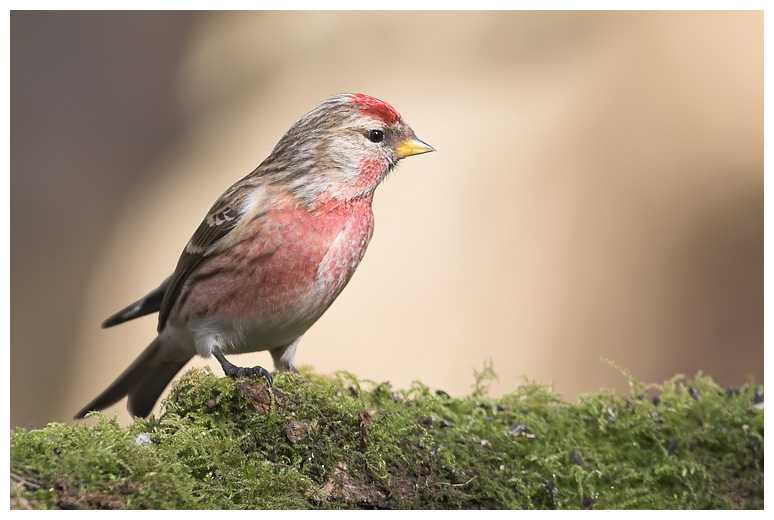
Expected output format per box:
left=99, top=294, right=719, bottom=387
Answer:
left=74, top=94, right=434, bottom=419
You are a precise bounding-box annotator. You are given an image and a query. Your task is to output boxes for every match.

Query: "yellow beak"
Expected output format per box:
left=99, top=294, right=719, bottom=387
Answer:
left=395, top=136, right=435, bottom=159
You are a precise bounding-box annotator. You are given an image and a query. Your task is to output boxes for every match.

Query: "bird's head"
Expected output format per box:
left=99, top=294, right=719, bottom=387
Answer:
left=263, top=93, right=434, bottom=204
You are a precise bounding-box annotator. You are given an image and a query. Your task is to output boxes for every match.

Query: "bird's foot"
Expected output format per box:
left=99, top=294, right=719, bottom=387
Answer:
left=212, top=347, right=273, bottom=385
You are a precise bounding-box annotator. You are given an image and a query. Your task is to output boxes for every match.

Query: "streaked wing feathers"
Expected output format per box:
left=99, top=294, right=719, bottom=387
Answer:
left=156, top=181, right=259, bottom=331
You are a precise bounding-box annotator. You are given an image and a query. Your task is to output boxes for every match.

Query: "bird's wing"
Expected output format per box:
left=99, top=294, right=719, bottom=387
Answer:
left=156, top=179, right=266, bottom=331
left=101, top=275, right=172, bottom=328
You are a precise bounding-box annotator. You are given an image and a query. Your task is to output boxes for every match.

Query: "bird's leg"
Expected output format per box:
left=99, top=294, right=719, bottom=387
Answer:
left=212, top=346, right=273, bottom=385
left=269, top=337, right=302, bottom=374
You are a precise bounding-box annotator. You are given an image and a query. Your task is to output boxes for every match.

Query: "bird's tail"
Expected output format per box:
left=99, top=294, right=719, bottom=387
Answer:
left=74, top=337, right=191, bottom=419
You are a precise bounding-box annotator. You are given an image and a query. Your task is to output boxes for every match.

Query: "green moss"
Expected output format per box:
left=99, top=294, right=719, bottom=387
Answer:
left=10, top=365, right=763, bottom=509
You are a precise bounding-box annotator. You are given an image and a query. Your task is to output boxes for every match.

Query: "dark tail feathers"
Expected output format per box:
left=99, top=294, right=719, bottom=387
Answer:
left=101, top=276, right=171, bottom=329
left=74, top=337, right=191, bottom=419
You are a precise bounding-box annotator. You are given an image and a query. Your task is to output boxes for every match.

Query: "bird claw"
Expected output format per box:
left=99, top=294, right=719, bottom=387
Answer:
left=246, top=366, right=273, bottom=385
left=213, top=347, right=273, bottom=385
left=224, top=364, right=273, bottom=385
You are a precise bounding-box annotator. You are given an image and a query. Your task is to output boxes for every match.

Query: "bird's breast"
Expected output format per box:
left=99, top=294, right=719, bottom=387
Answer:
left=180, top=196, right=375, bottom=350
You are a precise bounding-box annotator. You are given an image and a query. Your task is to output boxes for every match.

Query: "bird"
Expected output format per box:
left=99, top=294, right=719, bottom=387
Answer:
left=74, top=93, right=434, bottom=419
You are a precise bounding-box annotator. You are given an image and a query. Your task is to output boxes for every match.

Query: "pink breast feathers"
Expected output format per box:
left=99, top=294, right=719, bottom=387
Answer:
left=181, top=198, right=375, bottom=327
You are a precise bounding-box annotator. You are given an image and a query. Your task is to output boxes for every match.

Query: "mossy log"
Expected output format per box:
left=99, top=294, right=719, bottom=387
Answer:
left=10, top=365, right=763, bottom=509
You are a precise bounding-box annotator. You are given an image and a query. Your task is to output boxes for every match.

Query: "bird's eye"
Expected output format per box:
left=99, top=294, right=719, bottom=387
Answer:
left=368, top=129, right=384, bottom=143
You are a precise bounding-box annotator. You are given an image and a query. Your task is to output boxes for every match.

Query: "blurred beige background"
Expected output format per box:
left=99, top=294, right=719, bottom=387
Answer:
left=11, top=11, right=762, bottom=428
